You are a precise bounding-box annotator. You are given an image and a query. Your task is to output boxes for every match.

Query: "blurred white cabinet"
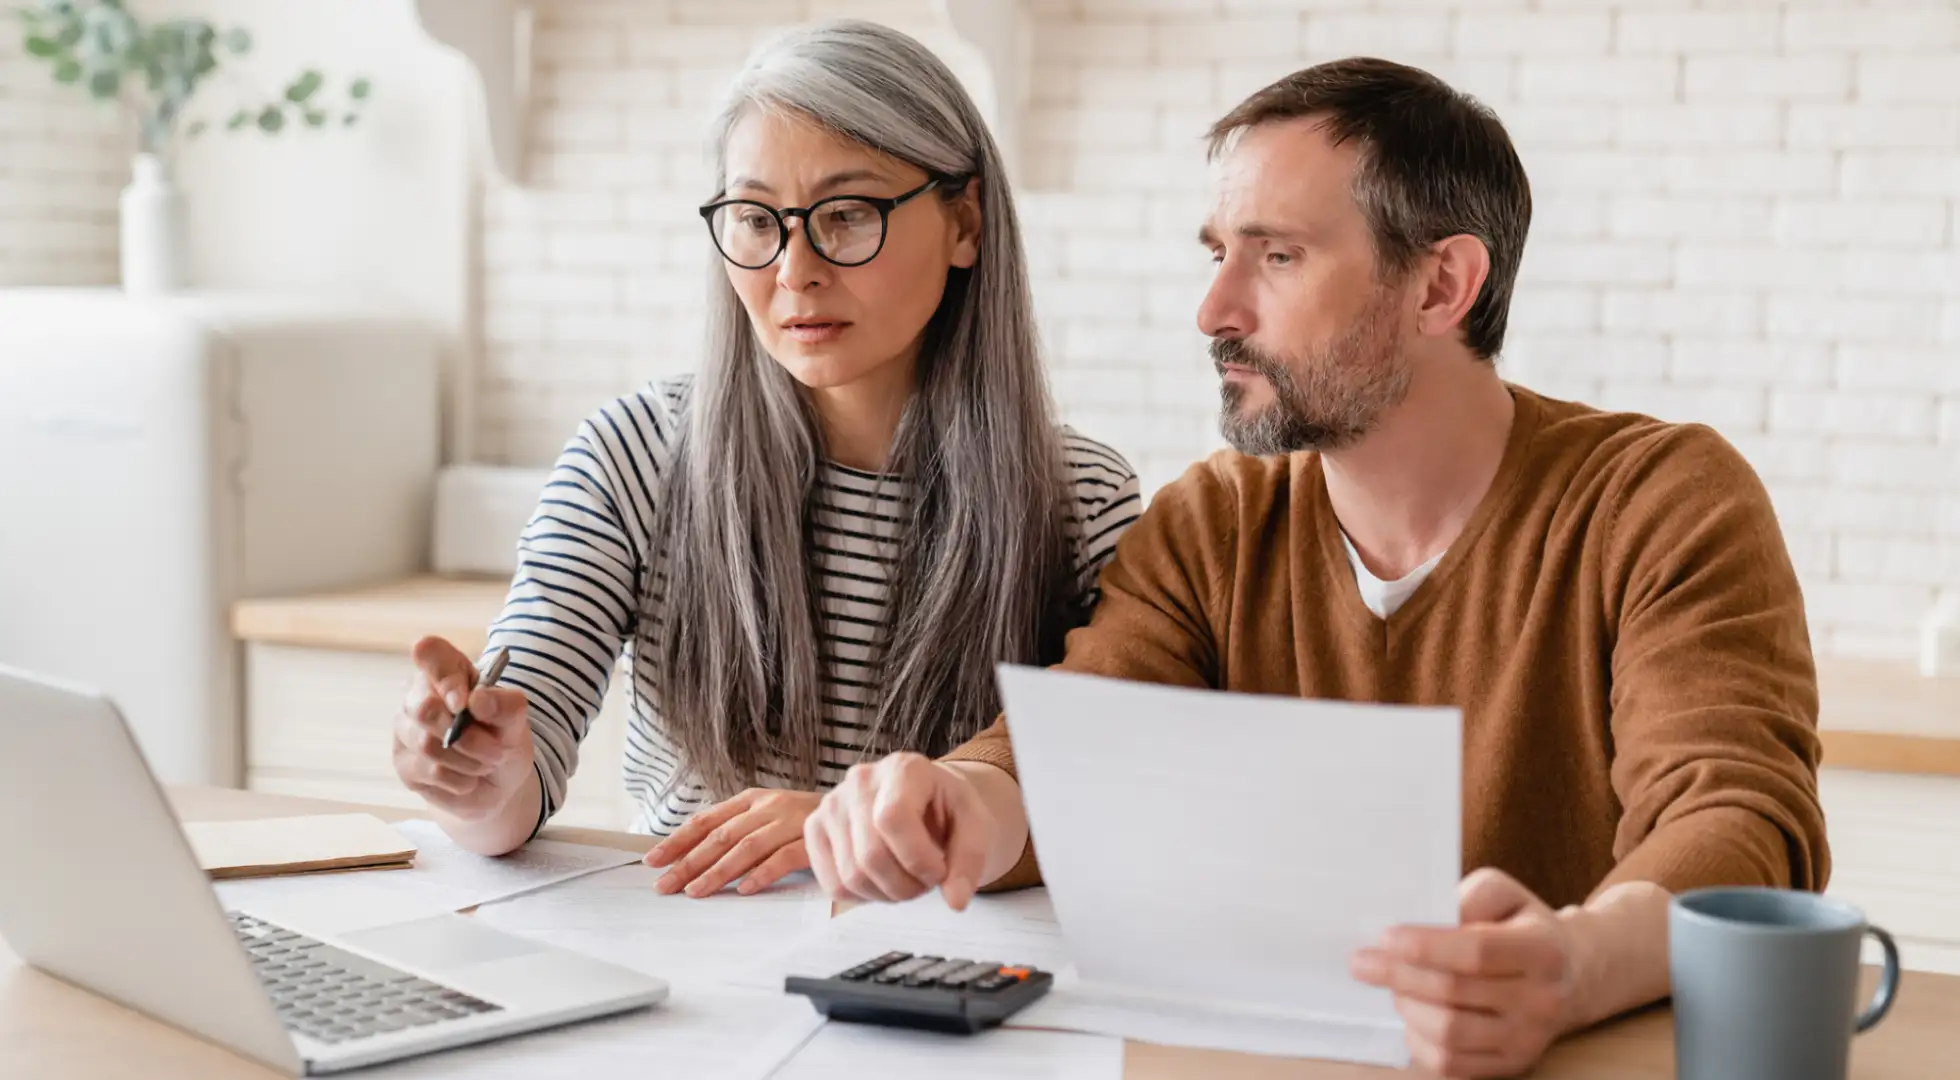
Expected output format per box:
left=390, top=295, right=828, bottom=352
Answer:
left=1822, top=769, right=1960, bottom=975
left=0, top=289, right=442, bottom=786
left=231, top=577, right=638, bottom=832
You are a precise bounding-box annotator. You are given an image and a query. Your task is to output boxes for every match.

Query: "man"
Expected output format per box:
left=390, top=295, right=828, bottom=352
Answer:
left=803, top=58, right=1827, bottom=1079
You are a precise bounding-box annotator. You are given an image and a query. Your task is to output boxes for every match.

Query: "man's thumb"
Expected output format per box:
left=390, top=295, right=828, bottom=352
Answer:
left=1458, top=866, right=1548, bottom=925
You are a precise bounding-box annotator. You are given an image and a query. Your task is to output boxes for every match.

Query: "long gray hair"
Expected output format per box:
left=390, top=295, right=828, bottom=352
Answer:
left=652, top=19, right=1076, bottom=799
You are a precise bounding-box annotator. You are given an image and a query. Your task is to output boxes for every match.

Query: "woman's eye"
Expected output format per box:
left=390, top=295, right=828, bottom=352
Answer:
left=823, top=205, right=874, bottom=229
left=736, top=209, right=774, bottom=232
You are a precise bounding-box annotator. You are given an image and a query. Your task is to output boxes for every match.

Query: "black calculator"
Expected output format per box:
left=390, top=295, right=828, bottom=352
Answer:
left=785, top=952, right=1054, bottom=1034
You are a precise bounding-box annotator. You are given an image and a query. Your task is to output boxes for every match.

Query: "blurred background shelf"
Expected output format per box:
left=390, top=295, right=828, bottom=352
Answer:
left=232, top=574, right=636, bottom=832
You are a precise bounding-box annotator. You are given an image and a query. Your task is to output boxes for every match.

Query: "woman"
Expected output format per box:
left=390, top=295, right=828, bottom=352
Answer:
left=390, top=19, right=1141, bottom=899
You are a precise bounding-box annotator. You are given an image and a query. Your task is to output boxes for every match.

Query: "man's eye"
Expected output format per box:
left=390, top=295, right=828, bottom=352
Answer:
left=1266, top=251, right=1293, bottom=266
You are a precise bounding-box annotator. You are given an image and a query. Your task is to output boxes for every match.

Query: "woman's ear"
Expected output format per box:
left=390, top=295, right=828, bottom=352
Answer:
left=949, top=179, right=982, bottom=269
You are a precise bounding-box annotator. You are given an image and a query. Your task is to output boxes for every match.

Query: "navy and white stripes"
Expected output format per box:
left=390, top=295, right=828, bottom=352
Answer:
left=484, top=376, right=1142, bottom=836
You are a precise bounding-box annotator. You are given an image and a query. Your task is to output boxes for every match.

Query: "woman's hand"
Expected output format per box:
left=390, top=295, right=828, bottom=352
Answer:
left=393, top=635, right=535, bottom=822
left=644, top=788, right=821, bottom=897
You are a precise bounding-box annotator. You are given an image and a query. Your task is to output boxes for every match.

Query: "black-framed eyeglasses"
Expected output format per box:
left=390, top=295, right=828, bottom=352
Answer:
left=699, top=178, right=945, bottom=270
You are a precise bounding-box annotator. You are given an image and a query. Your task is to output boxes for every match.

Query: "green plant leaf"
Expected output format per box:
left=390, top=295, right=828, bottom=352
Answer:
left=285, top=69, right=322, bottom=103
left=52, top=57, right=81, bottom=83
left=349, top=77, right=370, bottom=101
left=304, top=109, right=326, bottom=128
left=24, top=35, right=57, bottom=57
left=223, top=26, right=248, bottom=53
left=53, top=16, right=80, bottom=47
left=86, top=67, right=118, bottom=100
left=257, top=105, right=283, bottom=133
left=226, top=108, right=249, bottom=131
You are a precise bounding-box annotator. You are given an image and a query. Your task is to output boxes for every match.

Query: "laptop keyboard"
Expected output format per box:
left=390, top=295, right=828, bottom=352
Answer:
left=229, top=912, right=503, bottom=1045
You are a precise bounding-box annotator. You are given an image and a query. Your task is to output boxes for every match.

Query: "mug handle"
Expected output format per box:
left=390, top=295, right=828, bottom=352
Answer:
left=1855, top=924, right=1902, bottom=1034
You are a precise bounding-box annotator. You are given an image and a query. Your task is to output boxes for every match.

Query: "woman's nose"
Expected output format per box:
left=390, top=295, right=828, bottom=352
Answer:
left=776, top=220, right=832, bottom=292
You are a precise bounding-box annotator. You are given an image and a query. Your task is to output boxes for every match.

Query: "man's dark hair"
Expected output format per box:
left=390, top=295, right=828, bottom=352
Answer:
left=1207, top=57, right=1531, bottom=361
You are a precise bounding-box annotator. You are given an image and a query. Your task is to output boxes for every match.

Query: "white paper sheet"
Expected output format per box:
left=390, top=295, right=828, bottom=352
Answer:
left=473, top=863, right=832, bottom=982
left=211, top=873, right=456, bottom=937
left=362, top=979, right=826, bottom=1080
left=995, top=664, right=1463, bottom=1068
left=735, top=887, right=1073, bottom=992
left=215, top=819, right=641, bottom=932
left=1021, top=977, right=1408, bottom=1063
left=769, top=1022, right=1123, bottom=1080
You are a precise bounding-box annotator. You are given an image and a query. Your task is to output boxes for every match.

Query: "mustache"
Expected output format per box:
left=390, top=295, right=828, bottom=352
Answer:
left=1209, top=337, right=1287, bottom=381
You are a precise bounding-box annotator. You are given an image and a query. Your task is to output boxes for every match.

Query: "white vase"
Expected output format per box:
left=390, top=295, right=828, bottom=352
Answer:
left=119, top=152, right=188, bottom=294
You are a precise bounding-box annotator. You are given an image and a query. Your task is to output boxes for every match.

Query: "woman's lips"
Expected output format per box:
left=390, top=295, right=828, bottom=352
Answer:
left=782, top=321, right=850, bottom=344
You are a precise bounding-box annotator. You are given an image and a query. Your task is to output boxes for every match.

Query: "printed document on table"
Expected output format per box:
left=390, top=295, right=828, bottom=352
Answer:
left=215, top=819, right=640, bottom=933
left=473, top=862, right=832, bottom=982
left=364, top=978, right=825, bottom=1080
left=996, top=664, right=1462, bottom=1068
left=770, top=1022, right=1122, bottom=1080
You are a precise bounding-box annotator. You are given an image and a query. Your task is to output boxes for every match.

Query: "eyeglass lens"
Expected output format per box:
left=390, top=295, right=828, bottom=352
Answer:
left=710, top=199, right=886, bottom=269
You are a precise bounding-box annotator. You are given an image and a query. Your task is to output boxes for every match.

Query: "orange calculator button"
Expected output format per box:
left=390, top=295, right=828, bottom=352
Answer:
left=998, top=967, right=1031, bottom=980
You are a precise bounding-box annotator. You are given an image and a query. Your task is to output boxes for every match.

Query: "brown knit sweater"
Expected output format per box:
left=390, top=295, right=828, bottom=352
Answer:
left=946, top=386, right=1829, bottom=906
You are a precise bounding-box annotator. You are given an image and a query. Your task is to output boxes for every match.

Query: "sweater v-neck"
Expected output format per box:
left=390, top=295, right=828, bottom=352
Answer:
left=1305, top=384, right=1545, bottom=636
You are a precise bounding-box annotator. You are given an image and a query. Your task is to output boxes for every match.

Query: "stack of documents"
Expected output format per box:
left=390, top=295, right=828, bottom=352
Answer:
left=750, top=667, right=1462, bottom=1069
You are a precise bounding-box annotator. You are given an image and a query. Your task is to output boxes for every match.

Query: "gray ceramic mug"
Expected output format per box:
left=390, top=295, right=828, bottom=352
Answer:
left=1670, top=887, right=1901, bottom=1080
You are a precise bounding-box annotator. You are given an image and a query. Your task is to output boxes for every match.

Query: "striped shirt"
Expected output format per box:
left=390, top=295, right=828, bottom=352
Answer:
left=484, top=377, right=1143, bottom=837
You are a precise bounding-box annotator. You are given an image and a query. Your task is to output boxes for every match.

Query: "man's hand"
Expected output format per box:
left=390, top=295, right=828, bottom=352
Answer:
left=644, top=788, right=820, bottom=897
left=1351, top=868, right=1578, bottom=1079
left=804, top=753, right=999, bottom=909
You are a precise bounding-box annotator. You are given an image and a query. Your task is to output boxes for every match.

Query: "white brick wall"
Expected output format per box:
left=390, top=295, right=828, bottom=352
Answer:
left=0, top=28, right=123, bottom=286
left=472, top=0, right=1960, bottom=662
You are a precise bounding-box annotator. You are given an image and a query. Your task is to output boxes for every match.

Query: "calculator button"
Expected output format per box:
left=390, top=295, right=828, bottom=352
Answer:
left=870, top=956, right=941, bottom=984
left=998, top=967, right=1032, bottom=980
left=837, top=952, right=912, bottom=981
left=971, top=974, right=1012, bottom=992
left=900, top=958, right=969, bottom=987
left=936, top=962, right=1002, bottom=988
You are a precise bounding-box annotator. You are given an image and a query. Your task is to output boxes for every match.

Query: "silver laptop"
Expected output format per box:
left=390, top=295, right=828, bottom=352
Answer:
left=0, top=664, right=669, bottom=1075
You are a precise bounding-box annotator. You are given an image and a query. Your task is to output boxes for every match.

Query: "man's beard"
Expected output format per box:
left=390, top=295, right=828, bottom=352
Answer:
left=1213, top=288, right=1411, bottom=456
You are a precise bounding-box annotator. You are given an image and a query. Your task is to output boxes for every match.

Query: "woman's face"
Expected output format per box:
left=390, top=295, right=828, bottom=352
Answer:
left=714, top=109, right=981, bottom=393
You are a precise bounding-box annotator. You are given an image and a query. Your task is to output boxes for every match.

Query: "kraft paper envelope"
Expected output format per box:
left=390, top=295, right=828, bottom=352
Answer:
left=183, top=813, right=418, bottom=880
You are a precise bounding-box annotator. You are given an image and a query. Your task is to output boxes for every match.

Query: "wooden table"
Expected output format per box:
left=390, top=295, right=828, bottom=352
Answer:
left=4, top=789, right=1957, bottom=1078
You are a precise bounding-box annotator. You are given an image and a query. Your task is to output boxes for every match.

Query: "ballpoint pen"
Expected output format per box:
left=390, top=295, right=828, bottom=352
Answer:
left=441, top=646, right=510, bottom=750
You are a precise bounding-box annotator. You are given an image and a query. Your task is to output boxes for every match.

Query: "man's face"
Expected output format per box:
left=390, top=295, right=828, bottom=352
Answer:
left=1198, top=118, right=1414, bottom=456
